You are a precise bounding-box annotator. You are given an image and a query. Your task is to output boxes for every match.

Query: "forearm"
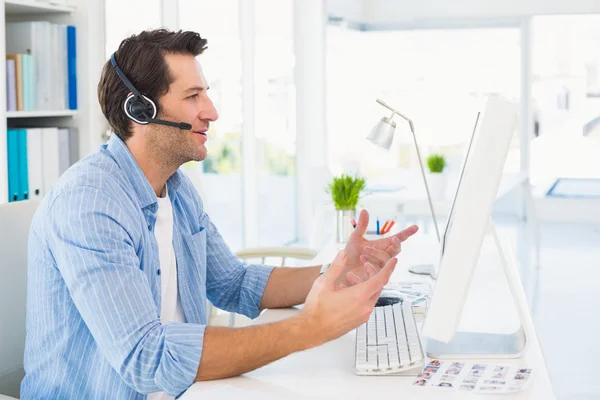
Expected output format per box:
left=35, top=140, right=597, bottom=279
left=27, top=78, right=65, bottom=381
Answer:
left=259, top=266, right=321, bottom=309
left=195, top=314, right=319, bottom=381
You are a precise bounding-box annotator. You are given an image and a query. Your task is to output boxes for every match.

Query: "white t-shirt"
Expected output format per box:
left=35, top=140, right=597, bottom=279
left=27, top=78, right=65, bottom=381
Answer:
left=148, top=186, right=185, bottom=400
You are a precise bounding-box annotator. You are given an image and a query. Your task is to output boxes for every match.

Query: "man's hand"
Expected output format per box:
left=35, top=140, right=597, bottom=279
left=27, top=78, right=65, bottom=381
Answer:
left=342, top=209, right=418, bottom=285
left=300, top=250, right=397, bottom=345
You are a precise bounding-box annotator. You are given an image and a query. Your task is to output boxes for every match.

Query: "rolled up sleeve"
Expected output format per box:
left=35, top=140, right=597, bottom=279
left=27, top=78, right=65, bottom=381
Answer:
left=47, top=186, right=204, bottom=397
left=202, top=212, right=274, bottom=318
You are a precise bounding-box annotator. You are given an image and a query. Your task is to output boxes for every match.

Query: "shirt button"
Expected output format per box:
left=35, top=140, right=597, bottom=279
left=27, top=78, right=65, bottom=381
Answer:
left=157, top=269, right=161, bottom=276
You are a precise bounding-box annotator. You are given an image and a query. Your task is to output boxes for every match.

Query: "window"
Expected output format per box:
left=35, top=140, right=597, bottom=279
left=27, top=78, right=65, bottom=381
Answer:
left=179, top=0, right=244, bottom=250
left=531, top=15, right=600, bottom=184
left=326, top=25, right=520, bottom=180
left=255, top=0, right=297, bottom=246
left=104, top=0, right=161, bottom=58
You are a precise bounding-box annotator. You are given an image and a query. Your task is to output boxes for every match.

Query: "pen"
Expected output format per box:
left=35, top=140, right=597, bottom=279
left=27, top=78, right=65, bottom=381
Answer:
left=376, top=218, right=380, bottom=235
left=383, top=218, right=396, bottom=235
left=380, top=220, right=389, bottom=235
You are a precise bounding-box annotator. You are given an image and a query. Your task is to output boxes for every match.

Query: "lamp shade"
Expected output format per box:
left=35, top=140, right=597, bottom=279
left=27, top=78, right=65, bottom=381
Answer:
left=367, top=116, right=396, bottom=150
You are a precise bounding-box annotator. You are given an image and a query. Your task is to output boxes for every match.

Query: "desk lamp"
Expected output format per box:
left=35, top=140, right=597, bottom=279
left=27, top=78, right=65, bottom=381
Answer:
left=367, top=98, right=440, bottom=278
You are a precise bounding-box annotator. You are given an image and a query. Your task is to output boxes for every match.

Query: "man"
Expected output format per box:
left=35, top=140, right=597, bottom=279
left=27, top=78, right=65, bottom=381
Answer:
left=21, top=29, right=418, bottom=399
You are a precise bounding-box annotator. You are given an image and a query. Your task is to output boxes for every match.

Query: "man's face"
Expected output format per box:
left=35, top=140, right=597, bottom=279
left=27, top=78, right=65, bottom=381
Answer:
left=147, top=53, right=218, bottom=164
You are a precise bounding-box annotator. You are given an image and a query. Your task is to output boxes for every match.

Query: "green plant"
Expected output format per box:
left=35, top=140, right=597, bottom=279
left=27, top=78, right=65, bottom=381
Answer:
left=327, top=174, right=367, bottom=210
left=427, top=154, right=446, bottom=173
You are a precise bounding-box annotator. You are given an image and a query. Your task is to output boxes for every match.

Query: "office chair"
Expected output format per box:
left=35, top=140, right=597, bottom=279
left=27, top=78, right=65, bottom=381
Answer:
left=0, top=200, right=39, bottom=399
left=208, top=247, right=318, bottom=327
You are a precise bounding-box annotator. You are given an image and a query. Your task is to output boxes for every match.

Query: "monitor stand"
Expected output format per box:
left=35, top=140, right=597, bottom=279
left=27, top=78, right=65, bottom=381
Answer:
left=425, top=220, right=531, bottom=359
left=408, top=264, right=437, bottom=279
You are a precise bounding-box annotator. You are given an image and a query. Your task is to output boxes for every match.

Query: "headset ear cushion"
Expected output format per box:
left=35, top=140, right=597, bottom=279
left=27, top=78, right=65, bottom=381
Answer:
left=140, top=95, right=157, bottom=119
left=129, top=101, right=147, bottom=119
left=124, top=94, right=157, bottom=125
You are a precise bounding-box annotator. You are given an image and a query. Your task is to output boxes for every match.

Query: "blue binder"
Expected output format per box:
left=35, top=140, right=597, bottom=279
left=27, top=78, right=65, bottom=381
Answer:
left=7, top=130, right=20, bottom=202
left=17, top=129, right=29, bottom=200
left=67, top=26, right=77, bottom=110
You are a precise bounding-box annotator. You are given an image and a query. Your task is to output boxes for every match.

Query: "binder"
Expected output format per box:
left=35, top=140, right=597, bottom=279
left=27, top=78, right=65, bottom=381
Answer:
left=6, top=59, right=17, bottom=111
left=7, top=130, right=19, bottom=202
left=21, top=54, right=34, bottom=111
left=6, top=54, right=23, bottom=111
left=17, top=129, right=29, bottom=200
left=26, top=128, right=44, bottom=200
left=41, top=128, right=60, bottom=194
left=68, top=127, right=79, bottom=166
left=67, top=26, right=77, bottom=110
left=27, top=54, right=36, bottom=111
left=58, top=129, right=70, bottom=175
left=7, top=21, right=52, bottom=110
left=59, top=25, right=67, bottom=110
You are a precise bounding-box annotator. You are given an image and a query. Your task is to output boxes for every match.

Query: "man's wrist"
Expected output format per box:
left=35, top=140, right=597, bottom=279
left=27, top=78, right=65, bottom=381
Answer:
left=293, top=311, right=324, bottom=350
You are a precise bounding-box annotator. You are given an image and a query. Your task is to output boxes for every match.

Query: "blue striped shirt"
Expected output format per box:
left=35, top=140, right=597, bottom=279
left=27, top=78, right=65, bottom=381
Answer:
left=21, top=134, right=274, bottom=399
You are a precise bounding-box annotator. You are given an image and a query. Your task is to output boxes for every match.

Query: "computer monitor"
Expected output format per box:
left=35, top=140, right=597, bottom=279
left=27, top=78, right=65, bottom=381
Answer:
left=421, top=97, right=525, bottom=358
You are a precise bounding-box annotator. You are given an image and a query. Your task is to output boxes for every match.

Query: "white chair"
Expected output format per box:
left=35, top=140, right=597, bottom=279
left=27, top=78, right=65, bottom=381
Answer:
left=208, top=247, right=318, bottom=327
left=0, top=200, right=38, bottom=399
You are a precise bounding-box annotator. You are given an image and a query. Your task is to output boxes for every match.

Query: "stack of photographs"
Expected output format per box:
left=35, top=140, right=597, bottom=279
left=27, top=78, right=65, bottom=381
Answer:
left=413, top=360, right=533, bottom=394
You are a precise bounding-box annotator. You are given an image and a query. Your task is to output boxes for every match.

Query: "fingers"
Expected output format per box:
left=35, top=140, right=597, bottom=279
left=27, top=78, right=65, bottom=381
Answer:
left=364, top=262, right=378, bottom=279
left=383, top=236, right=402, bottom=258
left=349, top=209, right=369, bottom=239
left=350, top=258, right=398, bottom=297
left=395, top=224, right=419, bottom=242
left=366, top=258, right=397, bottom=293
left=345, top=262, right=377, bottom=286
left=361, top=246, right=391, bottom=268
left=346, top=272, right=362, bottom=286
left=383, top=225, right=419, bottom=256
left=322, top=250, right=348, bottom=286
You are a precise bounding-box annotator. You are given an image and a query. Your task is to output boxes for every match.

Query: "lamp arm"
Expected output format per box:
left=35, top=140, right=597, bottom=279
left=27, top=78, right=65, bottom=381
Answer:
left=376, top=98, right=412, bottom=124
left=375, top=98, right=441, bottom=242
left=408, top=123, right=441, bottom=242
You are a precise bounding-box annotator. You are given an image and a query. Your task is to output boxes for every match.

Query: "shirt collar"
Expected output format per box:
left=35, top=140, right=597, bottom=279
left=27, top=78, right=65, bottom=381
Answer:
left=105, top=134, right=182, bottom=211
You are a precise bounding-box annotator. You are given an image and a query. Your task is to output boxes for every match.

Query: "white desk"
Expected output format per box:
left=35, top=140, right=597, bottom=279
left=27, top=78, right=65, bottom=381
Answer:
left=182, top=235, right=554, bottom=400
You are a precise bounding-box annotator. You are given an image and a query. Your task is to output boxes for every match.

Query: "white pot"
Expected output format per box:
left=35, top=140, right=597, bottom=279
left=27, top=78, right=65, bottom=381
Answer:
left=335, top=209, right=356, bottom=243
left=426, top=172, right=447, bottom=200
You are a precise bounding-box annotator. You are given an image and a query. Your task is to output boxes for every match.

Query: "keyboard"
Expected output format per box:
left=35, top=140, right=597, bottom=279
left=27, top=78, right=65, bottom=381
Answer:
left=355, top=296, right=425, bottom=375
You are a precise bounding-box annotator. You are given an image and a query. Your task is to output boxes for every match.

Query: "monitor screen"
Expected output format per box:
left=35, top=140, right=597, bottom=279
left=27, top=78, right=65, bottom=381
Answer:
left=438, top=112, right=481, bottom=263
left=422, top=97, right=518, bottom=344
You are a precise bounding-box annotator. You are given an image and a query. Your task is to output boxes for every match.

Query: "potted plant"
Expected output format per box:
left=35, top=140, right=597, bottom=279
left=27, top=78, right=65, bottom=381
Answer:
left=327, top=174, right=366, bottom=243
left=426, top=153, right=447, bottom=200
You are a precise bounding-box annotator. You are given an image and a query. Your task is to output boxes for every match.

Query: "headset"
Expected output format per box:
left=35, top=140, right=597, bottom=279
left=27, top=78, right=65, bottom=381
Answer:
left=110, top=52, right=192, bottom=131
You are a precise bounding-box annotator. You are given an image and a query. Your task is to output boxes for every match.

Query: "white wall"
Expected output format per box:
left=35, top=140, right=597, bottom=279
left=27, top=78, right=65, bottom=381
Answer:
left=295, top=0, right=328, bottom=243
left=328, top=0, right=600, bottom=28
left=73, top=0, right=108, bottom=154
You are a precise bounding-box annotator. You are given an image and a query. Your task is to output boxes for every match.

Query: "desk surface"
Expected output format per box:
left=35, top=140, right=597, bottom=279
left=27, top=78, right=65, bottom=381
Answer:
left=182, top=236, right=554, bottom=400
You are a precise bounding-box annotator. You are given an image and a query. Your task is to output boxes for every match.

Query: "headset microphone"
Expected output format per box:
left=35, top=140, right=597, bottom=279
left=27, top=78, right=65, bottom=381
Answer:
left=145, top=116, right=192, bottom=130
left=110, top=53, right=193, bottom=131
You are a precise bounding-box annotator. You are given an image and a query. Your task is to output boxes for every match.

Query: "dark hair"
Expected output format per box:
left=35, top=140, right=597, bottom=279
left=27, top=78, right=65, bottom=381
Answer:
left=98, top=29, right=208, bottom=141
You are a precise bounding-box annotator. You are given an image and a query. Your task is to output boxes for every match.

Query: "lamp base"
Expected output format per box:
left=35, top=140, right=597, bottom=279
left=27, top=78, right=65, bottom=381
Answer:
left=408, top=263, right=437, bottom=280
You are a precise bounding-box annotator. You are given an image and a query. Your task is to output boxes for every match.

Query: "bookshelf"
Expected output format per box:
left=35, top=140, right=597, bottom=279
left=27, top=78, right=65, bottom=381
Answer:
left=0, top=0, right=106, bottom=204
left=7, top=110, right=78, bottom=118
left=5, top=0, right=75, bottom=15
